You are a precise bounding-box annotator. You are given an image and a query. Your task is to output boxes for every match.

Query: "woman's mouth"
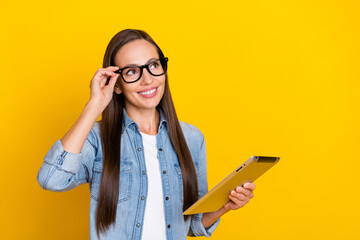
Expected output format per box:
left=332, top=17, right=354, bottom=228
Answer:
left=137, top=87, right=157, bottom=98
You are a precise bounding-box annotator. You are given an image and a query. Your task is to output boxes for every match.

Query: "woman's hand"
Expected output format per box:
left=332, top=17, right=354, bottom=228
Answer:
left=88, top=66, right=120, bottom=112
left=224, top=182, right=256, bottom=211
left=201, top=182, right=256, bottom=228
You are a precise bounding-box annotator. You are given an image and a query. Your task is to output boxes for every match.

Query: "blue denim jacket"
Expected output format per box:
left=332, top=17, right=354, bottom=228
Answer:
left=37, top=107, right=220, bottom=239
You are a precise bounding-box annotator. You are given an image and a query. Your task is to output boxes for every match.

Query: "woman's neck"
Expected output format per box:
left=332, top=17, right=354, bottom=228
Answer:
left=125, top=106, right=160, bottom=135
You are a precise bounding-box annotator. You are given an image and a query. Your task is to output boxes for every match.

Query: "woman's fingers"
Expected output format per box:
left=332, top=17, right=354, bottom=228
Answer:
left=244, top=182, right=256, bottom=191
left=224, top=183, right=256, bottom=211
left=97, top=71, right=117, bottom=80
left=231, top=190, right=246, bottom=201
left=92, top=67, right=119, bottom=82
left=225, top=199, right=239, bottom=209
left=96, top=66, right=120, bottom=72
left=91, top=67, right=119, bottom=89
left=88, top=66, right=120, bottom=110
left=90, top=67, right=118, bottom=88
left=228, top=194, right=247, bottom=208
left=235, top=186, right=254, bottom=198
left=104, top=74, right=120, bottom=92
left=108, top=73, right=119, bottom=86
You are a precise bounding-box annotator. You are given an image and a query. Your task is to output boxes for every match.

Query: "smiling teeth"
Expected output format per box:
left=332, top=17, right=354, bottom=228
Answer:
left=139, top=88, right=156, bottom=95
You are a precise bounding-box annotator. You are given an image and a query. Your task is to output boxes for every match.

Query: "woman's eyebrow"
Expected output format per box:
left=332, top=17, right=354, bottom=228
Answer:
left=122, top=57, right=157, bottom=68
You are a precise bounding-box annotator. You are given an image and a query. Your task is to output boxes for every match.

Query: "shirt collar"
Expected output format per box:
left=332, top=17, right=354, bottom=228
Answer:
left=121, top=107, right=168, bottom=134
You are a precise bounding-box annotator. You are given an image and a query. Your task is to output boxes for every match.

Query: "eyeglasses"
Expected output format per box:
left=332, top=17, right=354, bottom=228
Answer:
left=114, top=57, right=168, bottom=83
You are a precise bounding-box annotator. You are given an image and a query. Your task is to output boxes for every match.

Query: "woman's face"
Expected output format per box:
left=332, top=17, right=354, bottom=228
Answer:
left=113, top=39, right=166, bottom=113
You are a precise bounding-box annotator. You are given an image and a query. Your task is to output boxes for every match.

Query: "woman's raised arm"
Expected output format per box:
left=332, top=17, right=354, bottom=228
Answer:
left=61, top=66, right=120, bottom=153
left=37, top=66, right=120, bottom=191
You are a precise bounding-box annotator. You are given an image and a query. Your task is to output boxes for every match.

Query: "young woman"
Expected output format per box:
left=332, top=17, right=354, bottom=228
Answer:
left=37, top=29, right=256, bottom=240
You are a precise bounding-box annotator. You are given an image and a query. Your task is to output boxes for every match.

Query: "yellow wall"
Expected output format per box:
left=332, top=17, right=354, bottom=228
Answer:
left=1, top=0, right=359, bottom=239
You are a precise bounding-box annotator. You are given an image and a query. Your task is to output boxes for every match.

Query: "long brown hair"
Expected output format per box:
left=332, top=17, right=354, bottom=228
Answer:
left=97, top=29, right=199, bottom=235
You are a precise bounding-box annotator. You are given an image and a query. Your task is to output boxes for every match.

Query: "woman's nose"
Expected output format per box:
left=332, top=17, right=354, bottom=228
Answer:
left=140, top=68, right=154, bottom=84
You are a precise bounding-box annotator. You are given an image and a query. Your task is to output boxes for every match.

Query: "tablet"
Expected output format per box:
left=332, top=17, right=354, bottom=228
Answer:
left=183, top=156, right=280, bottom=215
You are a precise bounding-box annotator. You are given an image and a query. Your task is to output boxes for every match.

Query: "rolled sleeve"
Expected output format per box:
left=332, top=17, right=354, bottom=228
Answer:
left=43, top=139, right=83, bottom=174
left=189, top=213, right=220, bottom=237
left=37, top=127, right=97, bottom=191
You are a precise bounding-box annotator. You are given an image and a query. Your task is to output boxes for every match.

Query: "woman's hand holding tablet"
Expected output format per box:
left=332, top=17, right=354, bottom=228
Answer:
left=184, top=156, right=279, bottom=215
left=225, top=182, right=256, bottom=210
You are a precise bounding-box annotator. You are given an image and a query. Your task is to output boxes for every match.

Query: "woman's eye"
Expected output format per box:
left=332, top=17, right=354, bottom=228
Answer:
left=150, top=62, right=159, bottom=69
left=125, top=68, right=137, bottom=75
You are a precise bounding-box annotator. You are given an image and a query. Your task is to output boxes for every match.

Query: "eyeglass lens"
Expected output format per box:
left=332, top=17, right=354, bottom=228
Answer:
left=122, top=58, right=167, bottom=82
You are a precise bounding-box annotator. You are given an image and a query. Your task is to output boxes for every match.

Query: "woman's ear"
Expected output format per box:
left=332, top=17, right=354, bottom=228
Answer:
left=114, top=83, right=122, bottom=94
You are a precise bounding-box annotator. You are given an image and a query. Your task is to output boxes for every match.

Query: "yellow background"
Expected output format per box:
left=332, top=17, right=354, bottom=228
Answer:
left=1, top=0, right=359, bottom=239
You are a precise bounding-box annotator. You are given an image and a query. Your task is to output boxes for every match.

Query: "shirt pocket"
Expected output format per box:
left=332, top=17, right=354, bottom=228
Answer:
left=91, top=160, right=133, bottom=203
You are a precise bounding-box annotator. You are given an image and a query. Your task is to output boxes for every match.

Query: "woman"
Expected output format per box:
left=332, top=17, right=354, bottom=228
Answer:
left=37, top=29, right=256, bottom=240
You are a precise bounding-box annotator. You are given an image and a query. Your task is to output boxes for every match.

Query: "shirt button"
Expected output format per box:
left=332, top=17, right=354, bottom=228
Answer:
left=137, top=223, right=141, bottom=227
left=142, top=171, right=146, bottom=175
left=167, top=224, right=171, bottom=228
left=163, top=171, right=166, bottom=174
left=141, top=196, right=145, bottom=200
left=137, top=148, right=141, bottom=151
left=159, top=148, right=163, bottom=151
left=165, top=197, right=169, bottom=200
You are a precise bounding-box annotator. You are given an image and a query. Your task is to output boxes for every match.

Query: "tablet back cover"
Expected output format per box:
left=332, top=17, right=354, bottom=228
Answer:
left=183, top=156, right=280, bottom=215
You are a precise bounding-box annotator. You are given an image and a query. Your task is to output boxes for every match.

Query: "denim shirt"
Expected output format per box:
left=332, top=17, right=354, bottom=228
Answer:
left=37, top=107, right=220, bottom=240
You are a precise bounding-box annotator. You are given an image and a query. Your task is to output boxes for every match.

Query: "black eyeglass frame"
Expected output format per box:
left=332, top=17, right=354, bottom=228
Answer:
left=114, top=57, right=169, bottom=83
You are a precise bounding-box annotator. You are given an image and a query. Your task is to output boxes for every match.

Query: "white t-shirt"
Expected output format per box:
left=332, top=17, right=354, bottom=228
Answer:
left=140, top=132, right=167, bottom=240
